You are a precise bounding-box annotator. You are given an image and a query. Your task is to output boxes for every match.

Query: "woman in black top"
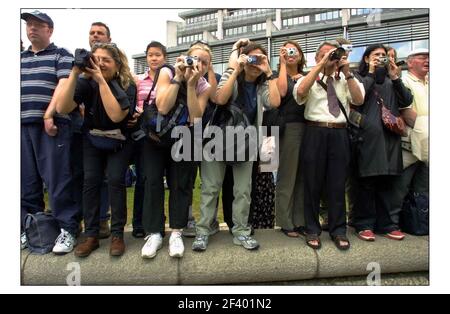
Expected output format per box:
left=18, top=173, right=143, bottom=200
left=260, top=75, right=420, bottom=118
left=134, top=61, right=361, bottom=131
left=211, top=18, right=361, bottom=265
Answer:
left=274, top=40, right=306, bottom=237
left=56, top=43, right=136, bottom=257
left=351, top=44, right=413, bottom=242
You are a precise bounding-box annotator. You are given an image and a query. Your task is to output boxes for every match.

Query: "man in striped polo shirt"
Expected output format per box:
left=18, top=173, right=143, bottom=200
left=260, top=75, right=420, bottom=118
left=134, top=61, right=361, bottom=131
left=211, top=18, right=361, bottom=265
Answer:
left=21, top=10, right=78, bottom=254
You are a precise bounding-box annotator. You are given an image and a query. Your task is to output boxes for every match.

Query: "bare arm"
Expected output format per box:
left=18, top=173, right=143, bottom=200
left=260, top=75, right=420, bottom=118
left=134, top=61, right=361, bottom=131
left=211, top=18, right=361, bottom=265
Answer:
left=401, top=108, right=417, bottom=128
left=55, top=67, right=81, bottom=114
left=276, top=48, right=288, bottom=97
left=97, top=80, right=129, bottom=123
left=156, top=57, right=186, bottom=115
left=207, top=63, right=218, bottom=103
left=215, top=54, right=247, bottom=105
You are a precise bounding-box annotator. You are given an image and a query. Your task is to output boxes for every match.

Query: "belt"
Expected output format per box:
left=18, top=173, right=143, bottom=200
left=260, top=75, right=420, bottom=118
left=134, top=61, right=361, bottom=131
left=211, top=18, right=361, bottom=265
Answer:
left=306, top=120, right=347, bottom=129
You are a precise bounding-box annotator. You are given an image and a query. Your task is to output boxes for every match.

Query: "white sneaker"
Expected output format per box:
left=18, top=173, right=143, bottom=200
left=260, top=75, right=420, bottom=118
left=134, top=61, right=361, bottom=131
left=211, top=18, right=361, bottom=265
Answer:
left=141, top=233, right=163, bottom=259
left=21, top=232, right=28, bottom=250
left=52, top=229, right=77, bottom=255
left=169, top=231, right=184, bottom=258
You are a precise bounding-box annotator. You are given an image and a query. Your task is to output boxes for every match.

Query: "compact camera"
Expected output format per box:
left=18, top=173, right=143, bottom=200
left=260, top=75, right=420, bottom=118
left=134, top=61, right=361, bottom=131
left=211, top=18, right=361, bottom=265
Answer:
left=184, top=56, right=198, bottom=67
left=74, top=48, right=92, bottom=69
left=329, top=47, right=346, bottom=61
left=378, top=56, right=388, bottom=66
left=247, top=55, right=261, bottom=65
left=286, top=48, right=297, bottom=56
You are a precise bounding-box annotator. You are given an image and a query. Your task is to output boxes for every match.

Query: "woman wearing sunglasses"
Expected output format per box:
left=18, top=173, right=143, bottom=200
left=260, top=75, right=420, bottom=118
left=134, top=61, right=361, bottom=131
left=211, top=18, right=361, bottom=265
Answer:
left=56, top=43, right=136, bottom=257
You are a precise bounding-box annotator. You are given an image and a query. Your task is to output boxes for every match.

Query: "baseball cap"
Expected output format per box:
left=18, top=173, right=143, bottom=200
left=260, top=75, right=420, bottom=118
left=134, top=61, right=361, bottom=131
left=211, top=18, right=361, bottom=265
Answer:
left=407, top=48, right=429, bottom=58
left=21, top=10, right=54, bottom=28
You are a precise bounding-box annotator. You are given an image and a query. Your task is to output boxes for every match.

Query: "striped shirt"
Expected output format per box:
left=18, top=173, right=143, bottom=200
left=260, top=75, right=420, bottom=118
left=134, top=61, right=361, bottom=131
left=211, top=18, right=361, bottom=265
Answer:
left=21, top=43, right=74, bottom=124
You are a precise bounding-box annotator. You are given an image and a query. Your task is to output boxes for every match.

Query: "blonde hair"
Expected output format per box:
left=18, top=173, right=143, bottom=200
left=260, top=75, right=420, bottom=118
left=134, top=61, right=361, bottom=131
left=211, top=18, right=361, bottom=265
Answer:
left=187, top=44, right=212, bottom=60
left=92, top=43, right=135, bottom=90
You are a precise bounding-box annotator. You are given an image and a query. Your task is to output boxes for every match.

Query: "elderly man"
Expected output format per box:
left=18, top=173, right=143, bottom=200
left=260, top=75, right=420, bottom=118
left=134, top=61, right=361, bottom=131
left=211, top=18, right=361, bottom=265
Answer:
left=21, top=10, right=78, bottom=254
left=390, top=48, right=429, bottom=230
left=293, top=40, right=365, bottom=250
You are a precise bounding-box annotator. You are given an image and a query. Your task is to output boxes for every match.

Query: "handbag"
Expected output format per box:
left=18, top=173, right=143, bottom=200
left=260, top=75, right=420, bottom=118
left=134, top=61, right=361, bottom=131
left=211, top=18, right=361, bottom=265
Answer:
left=400, top=191, right=429, bottom=236
left=205, top=102, right=255, bottom=165
left=316, top=78, right=363, bottom=144
left=374, top=89, right=407, bottom=136
left=139, top=64, right=189, bottom=147
left=262, top=108, right=286, bottom=137
left=86, top=129, right=125, bottom=152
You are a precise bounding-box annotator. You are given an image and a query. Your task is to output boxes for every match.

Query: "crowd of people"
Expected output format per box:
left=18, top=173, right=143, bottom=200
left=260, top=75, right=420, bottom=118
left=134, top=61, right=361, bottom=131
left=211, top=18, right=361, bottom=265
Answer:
left=21, top=10, right=429, bottom=259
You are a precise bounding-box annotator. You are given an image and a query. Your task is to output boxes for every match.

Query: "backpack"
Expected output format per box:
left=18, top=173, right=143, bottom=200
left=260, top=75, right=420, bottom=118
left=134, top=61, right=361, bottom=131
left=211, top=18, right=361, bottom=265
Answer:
left=140, top=64, right=189, bottom=147
left=24, top=212, right=60, bottom=254
left=400, top=192, right=429, bottom=236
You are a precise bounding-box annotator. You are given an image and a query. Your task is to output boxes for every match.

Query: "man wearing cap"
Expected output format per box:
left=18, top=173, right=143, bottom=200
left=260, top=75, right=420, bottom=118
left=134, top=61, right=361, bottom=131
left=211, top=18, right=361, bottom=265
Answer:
left=21, top=10, right=79, bottom=254
left=390, top=48, right=429, bottom=228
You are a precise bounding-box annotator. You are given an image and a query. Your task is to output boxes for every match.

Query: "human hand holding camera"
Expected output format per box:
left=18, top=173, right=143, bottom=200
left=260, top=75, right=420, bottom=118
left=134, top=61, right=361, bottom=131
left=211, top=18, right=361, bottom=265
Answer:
left=387, top=57, right=400, bottom=80
left=279, top=47, right=288, bottom=65
left=174, top=56, right=187, bottom=82
left=339, top=55, right=351, bottom=76
left=254, top=55, right=272, bottom=76
left=83, top=57, right=106, bottom=84
left=185, top=59, right=203, bottom=88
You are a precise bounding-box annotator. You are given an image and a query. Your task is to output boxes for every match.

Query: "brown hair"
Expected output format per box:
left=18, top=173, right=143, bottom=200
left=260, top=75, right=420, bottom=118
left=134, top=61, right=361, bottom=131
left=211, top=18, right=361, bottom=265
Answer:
left=278, top=40, right=306, bottom=74
left=92, top=43, right=135, bottom=90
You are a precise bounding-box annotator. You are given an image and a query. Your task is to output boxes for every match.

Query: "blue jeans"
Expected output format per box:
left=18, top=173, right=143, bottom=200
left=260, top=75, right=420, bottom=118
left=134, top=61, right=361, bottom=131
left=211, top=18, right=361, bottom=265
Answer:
left=21, top=122, right=79, bottom=235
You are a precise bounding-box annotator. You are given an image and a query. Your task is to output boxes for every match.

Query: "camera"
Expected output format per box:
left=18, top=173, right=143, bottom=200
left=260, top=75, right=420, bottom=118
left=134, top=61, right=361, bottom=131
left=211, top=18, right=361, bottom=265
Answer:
left=247, top=55, right=261, bottom=65
left=329, top=47, right=346, bottom=61
left=378, top=56, right=388, bottom=67
left=286, top=48, right=297, bottom=56
left=396, top=60, right=406, bottom=67
left=74, top=48, right=92, bottom=70
left=184, top=56, right=198, bottom=67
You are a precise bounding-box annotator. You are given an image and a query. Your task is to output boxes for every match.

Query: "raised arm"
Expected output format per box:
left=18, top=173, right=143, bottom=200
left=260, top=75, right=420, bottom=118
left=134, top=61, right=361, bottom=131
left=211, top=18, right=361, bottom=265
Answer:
left=55, top=67, right=81, bottom=114
left=155, top=57, right=186, bottom=115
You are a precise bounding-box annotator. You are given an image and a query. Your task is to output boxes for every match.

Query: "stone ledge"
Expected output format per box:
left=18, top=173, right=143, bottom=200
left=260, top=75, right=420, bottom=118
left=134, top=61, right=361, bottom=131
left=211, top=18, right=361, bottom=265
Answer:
left=21, top=229, right=429, bottom=286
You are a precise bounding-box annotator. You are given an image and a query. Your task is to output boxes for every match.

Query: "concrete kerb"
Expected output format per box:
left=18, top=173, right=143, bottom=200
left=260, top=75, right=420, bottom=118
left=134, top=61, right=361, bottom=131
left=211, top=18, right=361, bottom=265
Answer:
left=21, top=229, right=429, bottom=286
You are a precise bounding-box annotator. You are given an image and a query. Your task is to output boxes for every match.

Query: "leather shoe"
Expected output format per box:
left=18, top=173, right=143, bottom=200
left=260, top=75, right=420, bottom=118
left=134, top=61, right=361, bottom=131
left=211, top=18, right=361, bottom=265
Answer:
left=99, top=220, right=111, bottom=239
left=110, top=237, right=125, bottom=257
left=74, top=237, right=99, bottom=258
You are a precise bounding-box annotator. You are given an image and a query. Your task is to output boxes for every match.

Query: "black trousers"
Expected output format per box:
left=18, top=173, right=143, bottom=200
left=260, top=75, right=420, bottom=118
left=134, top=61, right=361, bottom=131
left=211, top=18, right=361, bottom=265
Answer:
left=82, top=137, right=133, bottom=238
left=350, top=175, right=399, bottom=234
left=301, top=125, right=350, bottom=237
left=142, top=139, right=196, bottom=235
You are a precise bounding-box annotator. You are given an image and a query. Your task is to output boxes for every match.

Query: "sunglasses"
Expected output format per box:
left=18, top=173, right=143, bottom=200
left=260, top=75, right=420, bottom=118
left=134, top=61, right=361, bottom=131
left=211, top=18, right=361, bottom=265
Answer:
left=92, top=42, right=118, bottom=49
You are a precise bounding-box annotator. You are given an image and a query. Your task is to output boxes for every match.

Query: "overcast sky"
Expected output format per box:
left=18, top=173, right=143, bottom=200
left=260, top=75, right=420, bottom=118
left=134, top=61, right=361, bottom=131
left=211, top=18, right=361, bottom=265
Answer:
left=20, top=8, right=185, bottom=72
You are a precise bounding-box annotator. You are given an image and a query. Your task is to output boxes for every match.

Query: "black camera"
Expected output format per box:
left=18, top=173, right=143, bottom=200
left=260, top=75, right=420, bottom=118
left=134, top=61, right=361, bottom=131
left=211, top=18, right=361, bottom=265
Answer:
left=329, top=47, right=346, bottom=61
left=74, top=48, right=92, bottom=69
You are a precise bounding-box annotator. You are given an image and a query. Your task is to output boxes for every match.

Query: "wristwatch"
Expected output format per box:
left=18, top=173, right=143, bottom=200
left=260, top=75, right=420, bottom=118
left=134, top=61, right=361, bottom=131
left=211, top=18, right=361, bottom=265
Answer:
left=266, top=74, right=275, bottom=81
left=345, top=74, right=355, bottom=80
left=170, top=78, right=182, bottom=86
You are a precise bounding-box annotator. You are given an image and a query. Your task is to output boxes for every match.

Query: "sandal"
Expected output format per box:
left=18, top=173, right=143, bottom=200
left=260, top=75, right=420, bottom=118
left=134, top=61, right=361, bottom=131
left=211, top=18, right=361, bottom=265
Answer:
left=332, top=235, right=351, bottom=251
left=306, top=234, right=322, bottom=250
left=281, top=229, right=300, bottom=238
left=294, top=226, right=307, bottom=237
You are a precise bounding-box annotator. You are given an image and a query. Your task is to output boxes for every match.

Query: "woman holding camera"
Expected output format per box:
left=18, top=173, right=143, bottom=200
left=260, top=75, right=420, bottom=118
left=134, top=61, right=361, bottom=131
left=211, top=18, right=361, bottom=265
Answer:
left=192, top=40, right=281, bottom=252
left=140, top=44, right=211, bottom=259
left=350, top=44, right=413, bottom=242
left=275, top=40, right=307, bottom=238
left=56, top=43, right=136, bottom=257
left=127, top=41, right=168, bottom=239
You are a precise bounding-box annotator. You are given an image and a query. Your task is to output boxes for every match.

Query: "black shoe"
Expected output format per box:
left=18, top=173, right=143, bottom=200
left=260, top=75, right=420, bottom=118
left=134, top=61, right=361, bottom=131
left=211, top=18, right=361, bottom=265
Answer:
left=132, top=228, right=145, bottom=238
